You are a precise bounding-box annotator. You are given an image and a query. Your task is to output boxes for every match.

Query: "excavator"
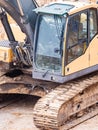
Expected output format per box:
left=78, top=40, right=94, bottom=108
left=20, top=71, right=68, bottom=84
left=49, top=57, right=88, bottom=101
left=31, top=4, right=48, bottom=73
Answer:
left=0, top=0, right=98, bottom=129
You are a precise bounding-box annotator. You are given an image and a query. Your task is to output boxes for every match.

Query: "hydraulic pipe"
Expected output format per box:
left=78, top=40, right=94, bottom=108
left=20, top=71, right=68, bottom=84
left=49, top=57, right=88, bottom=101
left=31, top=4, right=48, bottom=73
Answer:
left=0, top=9, right=15, bottom=41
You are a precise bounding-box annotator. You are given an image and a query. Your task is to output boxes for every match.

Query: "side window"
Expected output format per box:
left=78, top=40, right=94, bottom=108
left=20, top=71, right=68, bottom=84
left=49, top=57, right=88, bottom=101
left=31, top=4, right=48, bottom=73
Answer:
left=67, top=12, right=88, bottom=64
left=89, top=9, right=97, bottom=40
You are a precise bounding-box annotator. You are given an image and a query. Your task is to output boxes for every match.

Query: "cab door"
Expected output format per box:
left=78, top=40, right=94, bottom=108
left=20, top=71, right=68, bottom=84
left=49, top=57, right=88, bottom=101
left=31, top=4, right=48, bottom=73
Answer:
left=64, top=10, right=90, bottom=76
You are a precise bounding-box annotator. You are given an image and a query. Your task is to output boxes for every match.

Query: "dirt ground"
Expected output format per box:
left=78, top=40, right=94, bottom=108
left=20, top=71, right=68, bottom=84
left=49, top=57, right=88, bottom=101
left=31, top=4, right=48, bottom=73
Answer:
left=71, top=116, right=98, bottom=130
left=0, top=95, right=39, bottom=130
left=0, top=94, right=98, bottom=130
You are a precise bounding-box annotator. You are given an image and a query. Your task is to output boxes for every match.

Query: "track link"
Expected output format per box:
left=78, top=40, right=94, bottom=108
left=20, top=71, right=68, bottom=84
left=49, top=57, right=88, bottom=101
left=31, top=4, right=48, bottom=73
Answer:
left=33, top=73, right=98, bottom=130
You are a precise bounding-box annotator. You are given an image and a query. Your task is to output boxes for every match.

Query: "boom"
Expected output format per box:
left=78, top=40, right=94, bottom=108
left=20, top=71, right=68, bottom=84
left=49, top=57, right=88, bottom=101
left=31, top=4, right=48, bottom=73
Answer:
left=0, top=0, right=38, bottom=43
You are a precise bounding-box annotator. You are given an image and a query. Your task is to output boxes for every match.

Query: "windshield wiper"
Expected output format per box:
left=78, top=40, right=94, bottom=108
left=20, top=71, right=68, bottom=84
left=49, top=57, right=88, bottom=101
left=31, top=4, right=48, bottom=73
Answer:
left=42, top=70, right=50, bottom=78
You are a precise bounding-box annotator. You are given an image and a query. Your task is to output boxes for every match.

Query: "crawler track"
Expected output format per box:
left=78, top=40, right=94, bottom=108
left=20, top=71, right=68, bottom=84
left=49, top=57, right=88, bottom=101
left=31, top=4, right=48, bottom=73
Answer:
left=33, top=72, right=98, bottom=130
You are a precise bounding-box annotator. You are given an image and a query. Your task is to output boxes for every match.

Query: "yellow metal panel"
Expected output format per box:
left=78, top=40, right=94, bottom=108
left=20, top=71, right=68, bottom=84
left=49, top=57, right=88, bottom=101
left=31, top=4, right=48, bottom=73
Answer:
left=90, top=35, right=98, bottom=66
left=65, top=35, right=98, bottom=76
left=65, top=47, right=89, bottom=75
left=68, top=3, right=98, bottom=16
left=62, top=18, right=69, bottom=76
left=0, top=47, right=13, bottom=63
left=62, top=37, right=66, bottom=76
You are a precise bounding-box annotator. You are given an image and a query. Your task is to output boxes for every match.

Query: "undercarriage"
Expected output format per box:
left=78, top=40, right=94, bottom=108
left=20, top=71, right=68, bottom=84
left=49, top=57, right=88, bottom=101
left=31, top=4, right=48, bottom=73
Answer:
left=0, top=69, right=98, bottom=130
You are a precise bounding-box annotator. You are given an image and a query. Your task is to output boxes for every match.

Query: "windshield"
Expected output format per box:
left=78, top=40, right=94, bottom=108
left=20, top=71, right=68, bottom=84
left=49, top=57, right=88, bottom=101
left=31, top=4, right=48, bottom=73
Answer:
left=35, top=14, right=65, bottom=73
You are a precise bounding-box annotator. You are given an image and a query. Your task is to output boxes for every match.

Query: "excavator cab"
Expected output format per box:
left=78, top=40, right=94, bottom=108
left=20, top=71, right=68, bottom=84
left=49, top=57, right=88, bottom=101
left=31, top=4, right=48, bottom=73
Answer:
left=33, top=3, right=69, bottom=82
left=0, top=1, right=98, bottom=84
left=33, top=2, right=98, bottom=83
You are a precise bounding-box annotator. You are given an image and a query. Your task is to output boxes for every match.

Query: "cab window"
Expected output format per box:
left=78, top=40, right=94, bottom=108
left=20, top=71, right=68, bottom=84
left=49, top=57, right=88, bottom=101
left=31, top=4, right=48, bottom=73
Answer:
left=66, top=11, right=88, bottom=64
left=89, top=9, right=97, bottom=40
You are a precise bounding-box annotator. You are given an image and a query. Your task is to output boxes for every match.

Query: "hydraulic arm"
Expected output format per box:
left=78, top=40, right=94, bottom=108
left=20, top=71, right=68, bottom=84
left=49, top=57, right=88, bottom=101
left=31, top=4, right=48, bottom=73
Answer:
left=0, top=0, right=38, bottom=44
left=0, top=8, right=15, bottom=41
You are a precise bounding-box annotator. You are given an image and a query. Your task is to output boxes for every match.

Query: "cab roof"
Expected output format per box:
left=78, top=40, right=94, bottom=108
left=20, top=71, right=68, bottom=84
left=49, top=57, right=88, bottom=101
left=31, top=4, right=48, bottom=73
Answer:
left=34, top=1, right=98, bottom=16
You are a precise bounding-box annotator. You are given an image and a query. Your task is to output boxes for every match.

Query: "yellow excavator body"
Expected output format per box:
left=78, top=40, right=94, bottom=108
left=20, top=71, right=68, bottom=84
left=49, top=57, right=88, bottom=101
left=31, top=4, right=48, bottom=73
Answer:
left=0, top=1, right=98, bottom=130
left=65, top=35, right=98, bottom=75
left=56, top=2, right=98, bottom=79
